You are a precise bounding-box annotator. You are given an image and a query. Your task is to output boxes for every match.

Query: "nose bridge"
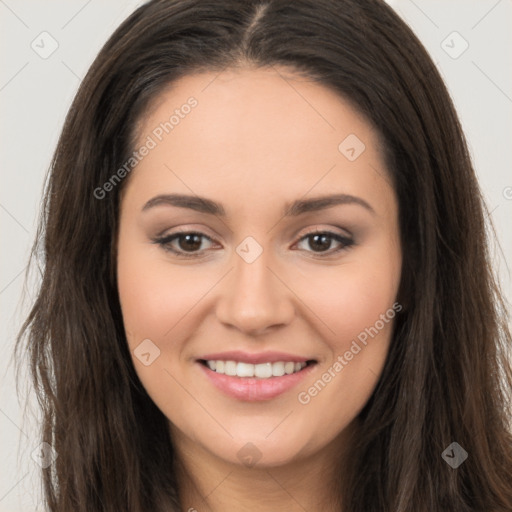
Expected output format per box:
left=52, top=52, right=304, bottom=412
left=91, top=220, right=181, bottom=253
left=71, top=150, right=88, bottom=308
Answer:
left=215, top=235, right=294, bottom=334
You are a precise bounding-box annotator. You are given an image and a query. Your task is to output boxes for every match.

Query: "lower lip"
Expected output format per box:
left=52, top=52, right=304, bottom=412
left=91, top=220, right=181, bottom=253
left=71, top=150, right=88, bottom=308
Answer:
left=197, top=361, right=317, bottom=401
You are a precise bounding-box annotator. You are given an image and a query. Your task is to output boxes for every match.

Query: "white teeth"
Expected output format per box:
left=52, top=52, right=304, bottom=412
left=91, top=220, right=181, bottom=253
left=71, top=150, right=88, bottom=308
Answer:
left=272, top=362, right=285, bottom=377
left=224, top=360, right=237, bottom=376
left=204, top=359, right=308, bottom=379
left=284, top=362, right=295, bottom=374
left=236, top=362, right=255, bottom=377
left=254, top=362, right=272, bottom=379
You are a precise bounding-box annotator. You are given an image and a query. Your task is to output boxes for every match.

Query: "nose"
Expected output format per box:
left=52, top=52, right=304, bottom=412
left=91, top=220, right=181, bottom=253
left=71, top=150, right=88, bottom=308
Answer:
left=215, top=246, right=295, bottom=336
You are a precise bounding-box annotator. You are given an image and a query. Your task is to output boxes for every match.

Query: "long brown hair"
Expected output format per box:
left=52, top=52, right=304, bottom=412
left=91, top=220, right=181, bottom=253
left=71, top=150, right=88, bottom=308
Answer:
left=15, top=0, right=512, bottom=510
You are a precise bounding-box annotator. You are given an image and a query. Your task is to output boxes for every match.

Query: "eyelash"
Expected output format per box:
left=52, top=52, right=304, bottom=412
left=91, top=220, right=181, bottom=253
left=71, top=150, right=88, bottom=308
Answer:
left=152, top=229, right=355, bottom=259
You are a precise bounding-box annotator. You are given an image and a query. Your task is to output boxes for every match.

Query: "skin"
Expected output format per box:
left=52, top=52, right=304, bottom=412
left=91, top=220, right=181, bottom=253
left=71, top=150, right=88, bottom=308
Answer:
left=116, top=66, right=402, bottom=511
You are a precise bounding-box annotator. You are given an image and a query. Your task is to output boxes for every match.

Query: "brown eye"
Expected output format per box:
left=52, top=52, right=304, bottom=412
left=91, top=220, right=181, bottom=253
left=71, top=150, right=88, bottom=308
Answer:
left=155, top=232, right=215, bottom=257
left=174, top=233, right=204, bottom=252
left=296, top=231, right=354, bottom=255
left=153, top=229, right=354, bottom=258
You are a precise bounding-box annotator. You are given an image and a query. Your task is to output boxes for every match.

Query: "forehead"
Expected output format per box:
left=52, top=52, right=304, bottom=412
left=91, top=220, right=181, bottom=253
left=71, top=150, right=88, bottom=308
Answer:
left=138, top=66, right=381, bottom=155
left=126, top=66, right=394, bottom=218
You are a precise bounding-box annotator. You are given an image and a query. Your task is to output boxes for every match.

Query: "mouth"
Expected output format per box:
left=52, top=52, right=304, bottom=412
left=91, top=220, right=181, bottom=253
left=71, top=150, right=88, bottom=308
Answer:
left=196, top=359, right=318, bottom=401
left=197, top=359, right=317, bottom=378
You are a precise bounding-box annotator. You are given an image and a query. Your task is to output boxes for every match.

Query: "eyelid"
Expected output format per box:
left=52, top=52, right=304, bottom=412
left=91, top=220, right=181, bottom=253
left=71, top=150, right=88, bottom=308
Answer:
left=154, top=224, right=216, bottom=239
left=298, top=225, right=353, bottom=239
left=155, top=224, right=352, bottom=242
left=152, top=225, right=355, bottom=258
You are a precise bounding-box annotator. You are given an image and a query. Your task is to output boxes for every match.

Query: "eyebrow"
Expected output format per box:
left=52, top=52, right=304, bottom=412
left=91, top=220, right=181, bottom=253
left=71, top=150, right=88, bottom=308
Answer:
left=141, top=193, right=376, bottom=217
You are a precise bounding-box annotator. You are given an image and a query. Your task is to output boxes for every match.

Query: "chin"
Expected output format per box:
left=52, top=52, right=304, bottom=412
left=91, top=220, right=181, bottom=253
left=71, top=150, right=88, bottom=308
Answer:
left=217, top=432, right=314, bottom=469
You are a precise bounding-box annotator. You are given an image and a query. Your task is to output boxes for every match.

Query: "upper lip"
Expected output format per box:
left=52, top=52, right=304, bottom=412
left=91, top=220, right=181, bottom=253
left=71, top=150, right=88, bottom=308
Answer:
left=198, top=350, right=314, bottom=364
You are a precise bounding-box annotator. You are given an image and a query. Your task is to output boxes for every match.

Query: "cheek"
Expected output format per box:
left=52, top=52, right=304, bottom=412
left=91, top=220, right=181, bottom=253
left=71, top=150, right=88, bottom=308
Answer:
left=118, top=262, right=197, bottom=341
left=292, top=249, right=400, bottom=432
left=301, top=260, right=400, bottom=351
left=116, top=231, right=209, bottom=346
left=291, top=248, right=400, bottom=406
left=116, top=242, right=198, bottom=413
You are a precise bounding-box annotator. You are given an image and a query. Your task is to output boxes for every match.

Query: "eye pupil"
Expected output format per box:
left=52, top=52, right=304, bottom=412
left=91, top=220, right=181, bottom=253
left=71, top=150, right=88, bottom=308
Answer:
left=179, top=233, right=202, bottom=251
left=309, top=233, right=331, bottom=252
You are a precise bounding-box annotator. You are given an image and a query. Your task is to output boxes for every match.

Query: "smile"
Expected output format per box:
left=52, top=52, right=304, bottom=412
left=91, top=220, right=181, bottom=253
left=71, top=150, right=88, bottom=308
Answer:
left=201, top=360, right=311, bottom=378
left=197, top=359, right=318, bottom=401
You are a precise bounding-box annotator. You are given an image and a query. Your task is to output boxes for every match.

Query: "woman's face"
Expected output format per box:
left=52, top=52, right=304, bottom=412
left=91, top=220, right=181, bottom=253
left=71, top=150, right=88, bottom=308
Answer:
left=117, top=66, right=402, bottom=468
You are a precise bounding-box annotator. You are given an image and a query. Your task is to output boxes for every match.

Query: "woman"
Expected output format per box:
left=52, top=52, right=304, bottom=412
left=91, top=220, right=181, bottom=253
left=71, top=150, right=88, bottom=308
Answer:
left=16, top=0, right=512, bottom=510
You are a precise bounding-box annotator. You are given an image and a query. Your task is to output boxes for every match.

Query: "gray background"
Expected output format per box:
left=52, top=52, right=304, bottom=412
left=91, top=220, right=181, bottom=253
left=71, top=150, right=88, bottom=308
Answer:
left=1, top=1, right=511, bottom=510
